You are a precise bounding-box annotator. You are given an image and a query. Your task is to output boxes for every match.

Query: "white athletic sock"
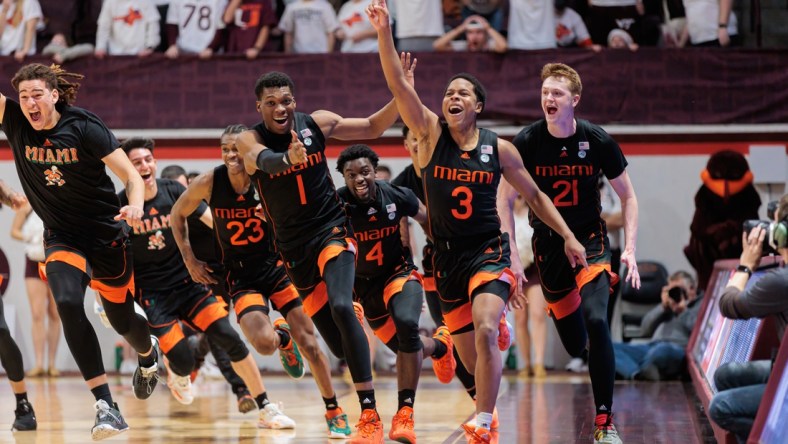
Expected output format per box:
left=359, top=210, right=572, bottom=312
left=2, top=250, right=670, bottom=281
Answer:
left=476, top=412, right=493, bottom=429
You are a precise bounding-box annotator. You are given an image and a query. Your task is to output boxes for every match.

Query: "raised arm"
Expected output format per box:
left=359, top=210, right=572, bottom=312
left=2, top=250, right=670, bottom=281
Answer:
left=314, top=51, right=417, bottom=141
left=367, top=0, right=440, bottom=167
left=609, top=170, right=640, bottom=288
left=171, top=171, right=217, bottom=285
left=102, top=148, right=144, bottom=225
left=499, top=140, right=587, bottom=270
left=236, top=129, right=307, bottom=176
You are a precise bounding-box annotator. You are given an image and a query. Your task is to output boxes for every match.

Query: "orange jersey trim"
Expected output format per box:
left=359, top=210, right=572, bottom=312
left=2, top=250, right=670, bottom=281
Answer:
left=46, top=250, right=87, bottom=274
left=546, top=288, right=582, bottom=320
left=270, top=284, right=299, bottom=310
left=373, top=317, right=396, bottom=343
left=234, top=293, right=266, bottom=317
left=575, top=264, right=619, bottom=291
left=302, top=282, right=328, bottom=318
left=192, top=301, right=229, bottom=331
left=423, top=276, right=436, bottom=292
left=383, top=271, right=422, bottom=307
left=157, top=322, right=185, bottom=354
left=91, top=275, right=134, bottom=304
left=318, top=238, right=357, bottom=276
left=468, top=268, right=515, bottom=299
left=444, top=303, right=473, bottom=333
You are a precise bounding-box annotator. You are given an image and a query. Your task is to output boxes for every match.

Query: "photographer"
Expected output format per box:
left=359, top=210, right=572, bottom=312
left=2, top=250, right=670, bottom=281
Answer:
left=709, top=194, right=788, bottom=443
left=613, top=271, right=702, bottom=380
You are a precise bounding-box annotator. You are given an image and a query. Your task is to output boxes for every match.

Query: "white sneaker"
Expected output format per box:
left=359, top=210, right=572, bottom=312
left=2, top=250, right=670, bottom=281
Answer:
left=258, top=403, right=296, bottom=429
left=167, top=374, right=194, bottom=405
left=199, top=359, right=223, bottom=380
left=594, top=423, right=623, bottom=444
left=565, top=357, right=589, bottom=373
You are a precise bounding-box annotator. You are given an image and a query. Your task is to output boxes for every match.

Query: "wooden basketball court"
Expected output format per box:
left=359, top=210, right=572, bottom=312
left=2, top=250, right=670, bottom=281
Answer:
left=0, top=371, right=714, bottom=443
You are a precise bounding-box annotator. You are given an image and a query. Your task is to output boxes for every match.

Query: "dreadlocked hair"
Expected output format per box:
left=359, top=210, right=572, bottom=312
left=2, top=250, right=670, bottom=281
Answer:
left=11, top=64, right=84, bottom=106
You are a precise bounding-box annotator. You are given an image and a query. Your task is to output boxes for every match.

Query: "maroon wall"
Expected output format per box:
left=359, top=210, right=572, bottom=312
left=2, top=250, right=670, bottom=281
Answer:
left=1, top=48, right=786, bottom=128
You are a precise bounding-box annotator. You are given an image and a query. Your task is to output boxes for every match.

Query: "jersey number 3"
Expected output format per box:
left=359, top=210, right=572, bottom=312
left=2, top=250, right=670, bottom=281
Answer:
left=451, top=186, right=473, bottom=220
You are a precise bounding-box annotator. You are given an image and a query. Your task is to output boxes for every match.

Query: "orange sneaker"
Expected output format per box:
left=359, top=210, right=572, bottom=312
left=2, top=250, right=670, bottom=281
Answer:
left=348, top=409, right=384, bottom=443
left=353, top=301, right=365, bottom=327
left=465, top=406, right=499, bottom=430
left=497, top=315, right=513, bottom=351
left=462, top=423, right=498, bottom=444
left=432, top=326, right=456, bottom=384
left=389, top=406, right=416, bottom=443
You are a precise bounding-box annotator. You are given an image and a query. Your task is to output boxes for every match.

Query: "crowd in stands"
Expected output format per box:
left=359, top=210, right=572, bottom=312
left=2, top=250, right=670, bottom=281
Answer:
left=0, top=0, right=743, bottom=62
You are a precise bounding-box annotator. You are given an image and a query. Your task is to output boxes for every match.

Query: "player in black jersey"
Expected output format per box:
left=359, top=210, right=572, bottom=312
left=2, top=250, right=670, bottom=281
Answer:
left=120, top=139, right=296, bottom=429
left=0, top=63, right=159, bottom=441
left=367, top=4, right=587, bottom=443
left=171, top=125, right=354, bottom=439
left=0, top=180, right=37, bottom=433
left=392, top=126, right=485, bottom=409
left=337, top=144, right=457, bottom=444
left=159, top=165, right=254, bottom=413
left=500, top=63, right=640, bottom=444
left=235, top=65, right=415, bottom=444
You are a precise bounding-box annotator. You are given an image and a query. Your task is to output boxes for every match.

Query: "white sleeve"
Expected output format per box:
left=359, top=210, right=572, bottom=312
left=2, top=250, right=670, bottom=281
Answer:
left=95, top=1, right=112, bottom=51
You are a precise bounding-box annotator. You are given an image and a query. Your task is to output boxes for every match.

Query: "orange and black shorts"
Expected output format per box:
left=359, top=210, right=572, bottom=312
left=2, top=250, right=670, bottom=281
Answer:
left=279, top=224, right=357, bottom=318
left=227, top=254, right=301, bottom=320
left=532, top=226, right=620, bottom=320
left=43, top=230, right=134, bottom=304
left=354, top=265, right=422, bottom=344
left=433, top=232, right=514, bottom=334
left=136, top=278, right=227, bottom=354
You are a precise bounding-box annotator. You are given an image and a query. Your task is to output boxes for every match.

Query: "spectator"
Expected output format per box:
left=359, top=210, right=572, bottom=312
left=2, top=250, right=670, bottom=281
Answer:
left=709, top=194, right=788, bottom=443
left=160, top=164, right=188, bottom=185
left=153, top=0, right=170, bottom=52
left=10, top=202, right=61, bottom=377
left=659, top=0, right=686, bottom=47
left=507, top=0, right=556, bottom=50
left=94, top=0, right=160, bottom=58
left=37, top=0, right=99, bottom=63
left=336, top=0, right=378, bottom=53
left=555, top=0, right=600, bottom=50
left=1, top=0, right=43, bottom=62
left=222, top=0, right=277, bottom=59
left=393, top=0, right=443, bottom=52
left=459, top=0, right=502, bottom=32
left=607, top=28, right=639, bottom=50
left=684, top=150, right=761, bottom=291
left=375, top=164, right=392, bottom=181
left=681, top=0, right=739, bottom=46
left=278, top=0, right=339, bottom=53
left=165, top=0, right=227, bottom=59
left=585, top=0, right=660, bottom=46
left=432, top=14, right=506, bottom=52
left=512, top=193, right=548, bottom=379
left=613, top=270, right=700, bottom=381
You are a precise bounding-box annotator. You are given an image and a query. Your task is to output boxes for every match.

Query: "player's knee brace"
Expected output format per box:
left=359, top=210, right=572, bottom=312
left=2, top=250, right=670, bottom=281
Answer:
left=393, top=315, right=423, bottom=353
left=166, top=340, right=196, bottom=377
left=101, top=297, right=137, bottom=336
left=205, top=320, right=249, bottom=362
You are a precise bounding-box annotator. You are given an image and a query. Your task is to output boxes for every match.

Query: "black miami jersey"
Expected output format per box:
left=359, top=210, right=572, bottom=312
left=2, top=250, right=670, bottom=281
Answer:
left=422, top=124, right=502, bottom=240
left=209, top=164, right=272, bottom=264
left=392, top=164, right=425, bottom=204
left=338, top=181, right=419, bottom=278
left=513, top=119, right=627, bottom=234
left=119, top=179, right=208, bottom=289
left=2, top=99, right=125, bottom=242
left=250, top=112, right=346, bottom=249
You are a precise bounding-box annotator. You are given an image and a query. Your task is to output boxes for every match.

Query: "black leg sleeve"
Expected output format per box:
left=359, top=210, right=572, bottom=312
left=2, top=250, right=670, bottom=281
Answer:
left=0, top=297, right=24, bottom=381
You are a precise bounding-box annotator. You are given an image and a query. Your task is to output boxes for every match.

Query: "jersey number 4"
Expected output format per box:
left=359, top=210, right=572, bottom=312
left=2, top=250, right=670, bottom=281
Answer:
left=227, top=219, right=264, bottom=246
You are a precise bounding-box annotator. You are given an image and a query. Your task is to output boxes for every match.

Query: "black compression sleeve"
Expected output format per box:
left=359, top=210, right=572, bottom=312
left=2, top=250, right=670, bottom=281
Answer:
left=256, top=149, right=291, bottom=175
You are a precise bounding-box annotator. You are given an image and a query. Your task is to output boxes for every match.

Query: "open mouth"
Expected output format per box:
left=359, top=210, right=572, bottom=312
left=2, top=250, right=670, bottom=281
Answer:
left=448, top=105, right=463, bottom=115
left=30, top=112, right=41, bottom=122
left=546, top=105, right=558, bottom=115
left=140, top=173, right=153, bottom=182
left=273, top=116, right=288, bottom=127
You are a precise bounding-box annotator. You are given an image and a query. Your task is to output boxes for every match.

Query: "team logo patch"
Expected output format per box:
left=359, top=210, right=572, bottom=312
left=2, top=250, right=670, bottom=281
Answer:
left=578, top=150, right=587, bottom=159
left=388, top=213, right=396, bottom=220
left=579, top=141, right=589, bottom=150
left=480, top=154, right=490, bottom=163
left=304, top=137, right=312, bottom=146
left=481, top=145, right=493, bottom=155
left=44, top=166, right=65, bottom=186
left=147, top=230, right=166, bottom=250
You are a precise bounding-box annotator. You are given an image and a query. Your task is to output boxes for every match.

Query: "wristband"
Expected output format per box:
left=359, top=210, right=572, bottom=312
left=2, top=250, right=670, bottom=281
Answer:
left=718, top=23, right=728, bottom=28
left=735, top=264, right=752, bottom=277
left=282, top=152, right=290, bottom=166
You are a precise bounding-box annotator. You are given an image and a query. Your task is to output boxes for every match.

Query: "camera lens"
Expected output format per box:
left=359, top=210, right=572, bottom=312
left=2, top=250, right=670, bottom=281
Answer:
left=668, top=286, right=686, bottom=302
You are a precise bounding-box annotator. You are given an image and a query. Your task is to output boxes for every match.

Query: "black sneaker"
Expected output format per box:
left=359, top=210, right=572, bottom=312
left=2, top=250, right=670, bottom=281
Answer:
left=91, top=400, right=128, bottom=441
left=132, top=336, right=160, bottom=400
left=12, top=399, right=37, bottom=431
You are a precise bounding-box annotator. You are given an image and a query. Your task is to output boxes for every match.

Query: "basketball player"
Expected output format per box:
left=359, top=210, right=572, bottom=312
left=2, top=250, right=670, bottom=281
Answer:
left=499, top=63, right=640, bottom=444
left=0, top=64, right=159, bottom=441
left=119, top=138, right=296, bottom=429
left=336, top=144, right=456, bottom=444
left=0, top=180, right=37, bottom=432
left=367, top=3, right=587, bottom=443
left=171, top=125, right=353, bottom=439
left=235, top=59, right=414, bottom=443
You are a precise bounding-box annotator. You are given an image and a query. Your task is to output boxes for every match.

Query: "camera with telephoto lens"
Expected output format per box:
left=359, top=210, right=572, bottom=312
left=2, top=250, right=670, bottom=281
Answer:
left=667, top=286, right=686, bottom=302
left=743, top=213, right=788, bottom=254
